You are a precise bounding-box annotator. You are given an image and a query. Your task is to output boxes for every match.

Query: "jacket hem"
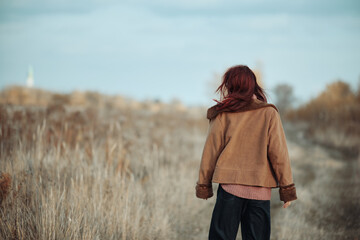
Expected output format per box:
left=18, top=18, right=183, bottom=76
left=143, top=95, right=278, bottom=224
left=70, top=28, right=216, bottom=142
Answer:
left=211, top=168, right=278, bottom=188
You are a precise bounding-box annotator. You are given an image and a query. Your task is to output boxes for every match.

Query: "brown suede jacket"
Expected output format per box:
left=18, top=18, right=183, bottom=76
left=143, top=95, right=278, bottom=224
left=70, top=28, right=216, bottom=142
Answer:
left=196, top=98, right=297, bottom=203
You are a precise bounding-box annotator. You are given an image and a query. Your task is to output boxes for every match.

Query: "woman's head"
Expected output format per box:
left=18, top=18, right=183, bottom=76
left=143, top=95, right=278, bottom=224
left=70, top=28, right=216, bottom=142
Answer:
left=214, top=65, right=267, bottom=110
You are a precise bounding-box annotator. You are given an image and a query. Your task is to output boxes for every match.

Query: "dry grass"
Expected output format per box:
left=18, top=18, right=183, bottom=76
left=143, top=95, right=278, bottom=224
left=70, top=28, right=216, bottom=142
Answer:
left=0, top=86, right=359, bottom=239
left=0, top=88, right=208, bottom=239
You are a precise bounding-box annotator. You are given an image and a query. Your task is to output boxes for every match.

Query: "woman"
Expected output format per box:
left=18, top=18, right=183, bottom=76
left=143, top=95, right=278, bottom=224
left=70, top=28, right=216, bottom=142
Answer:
left=195, top=65, right=297, bottom=240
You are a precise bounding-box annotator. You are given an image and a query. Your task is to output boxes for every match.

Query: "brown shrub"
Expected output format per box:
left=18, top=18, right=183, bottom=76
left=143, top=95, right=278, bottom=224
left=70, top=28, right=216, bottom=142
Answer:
left=286, top=80, right=360, bottom=155
left=0, top=172, right=11, bottom=205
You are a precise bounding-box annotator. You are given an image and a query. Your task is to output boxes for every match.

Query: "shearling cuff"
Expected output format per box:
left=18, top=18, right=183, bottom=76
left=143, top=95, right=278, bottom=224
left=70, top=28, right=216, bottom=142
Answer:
left=279, top=183, right=297, bottom=202
left=196, top=183, right=213, bottom=200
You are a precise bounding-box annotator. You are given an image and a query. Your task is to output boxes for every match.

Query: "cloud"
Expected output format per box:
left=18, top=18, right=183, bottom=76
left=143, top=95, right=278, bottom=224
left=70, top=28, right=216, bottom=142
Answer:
left=1, top=0, right=359, bottom=22
left=0, top=0, right=118, bottom=22
left=126, top=0, right=360, bottom=18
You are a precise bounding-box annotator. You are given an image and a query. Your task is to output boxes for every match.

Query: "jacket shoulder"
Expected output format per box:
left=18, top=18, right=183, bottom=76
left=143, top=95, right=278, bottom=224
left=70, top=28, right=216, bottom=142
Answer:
left=242, top=103, right=279, bottom=118
left=262, top=104, right=278, bottom=115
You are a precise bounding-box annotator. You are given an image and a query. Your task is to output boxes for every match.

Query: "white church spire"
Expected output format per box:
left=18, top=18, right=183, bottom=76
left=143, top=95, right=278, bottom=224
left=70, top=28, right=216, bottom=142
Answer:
left=26, top=65, right=34, bottom=88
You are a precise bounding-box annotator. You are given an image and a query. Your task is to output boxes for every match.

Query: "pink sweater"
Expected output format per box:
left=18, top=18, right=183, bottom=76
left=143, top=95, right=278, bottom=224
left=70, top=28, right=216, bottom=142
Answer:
left=221, top=183, right=271, bottom=200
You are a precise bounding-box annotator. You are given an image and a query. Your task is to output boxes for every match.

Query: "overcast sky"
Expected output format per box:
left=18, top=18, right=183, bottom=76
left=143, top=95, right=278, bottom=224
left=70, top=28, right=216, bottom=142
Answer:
left=0, top=0, right=359, bottom=106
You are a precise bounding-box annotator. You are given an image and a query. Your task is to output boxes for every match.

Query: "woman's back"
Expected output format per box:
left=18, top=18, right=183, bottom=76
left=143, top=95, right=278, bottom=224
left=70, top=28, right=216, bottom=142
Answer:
left=199, top=98, right=294, bottom=189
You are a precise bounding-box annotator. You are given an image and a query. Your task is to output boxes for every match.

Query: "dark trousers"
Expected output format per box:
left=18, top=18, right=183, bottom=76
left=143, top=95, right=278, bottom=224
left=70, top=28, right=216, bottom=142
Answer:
left=209, top=185, right=271, bottom=240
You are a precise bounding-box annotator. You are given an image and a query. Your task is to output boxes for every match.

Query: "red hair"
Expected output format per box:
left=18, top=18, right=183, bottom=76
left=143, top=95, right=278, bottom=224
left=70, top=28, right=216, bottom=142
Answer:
left=213, top=65, right=267, bottom=111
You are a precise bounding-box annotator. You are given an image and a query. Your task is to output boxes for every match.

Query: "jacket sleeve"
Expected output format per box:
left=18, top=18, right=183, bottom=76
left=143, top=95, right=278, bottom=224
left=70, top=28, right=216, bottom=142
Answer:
left=268, top=110, right=298, bottom=202
left=197, top=115, right=225, bottom=186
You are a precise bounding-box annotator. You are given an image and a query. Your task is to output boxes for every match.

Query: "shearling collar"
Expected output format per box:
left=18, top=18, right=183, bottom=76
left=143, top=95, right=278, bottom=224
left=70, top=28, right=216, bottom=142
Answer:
left=207, top=98, right=278, bottom=120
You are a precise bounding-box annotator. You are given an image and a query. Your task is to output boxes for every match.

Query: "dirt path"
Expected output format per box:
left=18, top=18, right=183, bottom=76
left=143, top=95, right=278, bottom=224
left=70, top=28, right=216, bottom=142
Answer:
left=269, top=123, right=360, bottom=239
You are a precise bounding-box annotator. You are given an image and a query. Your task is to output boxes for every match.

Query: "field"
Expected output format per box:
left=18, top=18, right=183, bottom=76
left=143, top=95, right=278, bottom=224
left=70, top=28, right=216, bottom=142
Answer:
left=0, top=87, right=359, bottom=239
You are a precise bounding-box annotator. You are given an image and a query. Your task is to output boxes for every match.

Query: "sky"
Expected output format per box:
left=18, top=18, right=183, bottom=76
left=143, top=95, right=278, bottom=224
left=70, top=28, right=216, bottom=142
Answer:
left=0, top=0, right=359, bottom=107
